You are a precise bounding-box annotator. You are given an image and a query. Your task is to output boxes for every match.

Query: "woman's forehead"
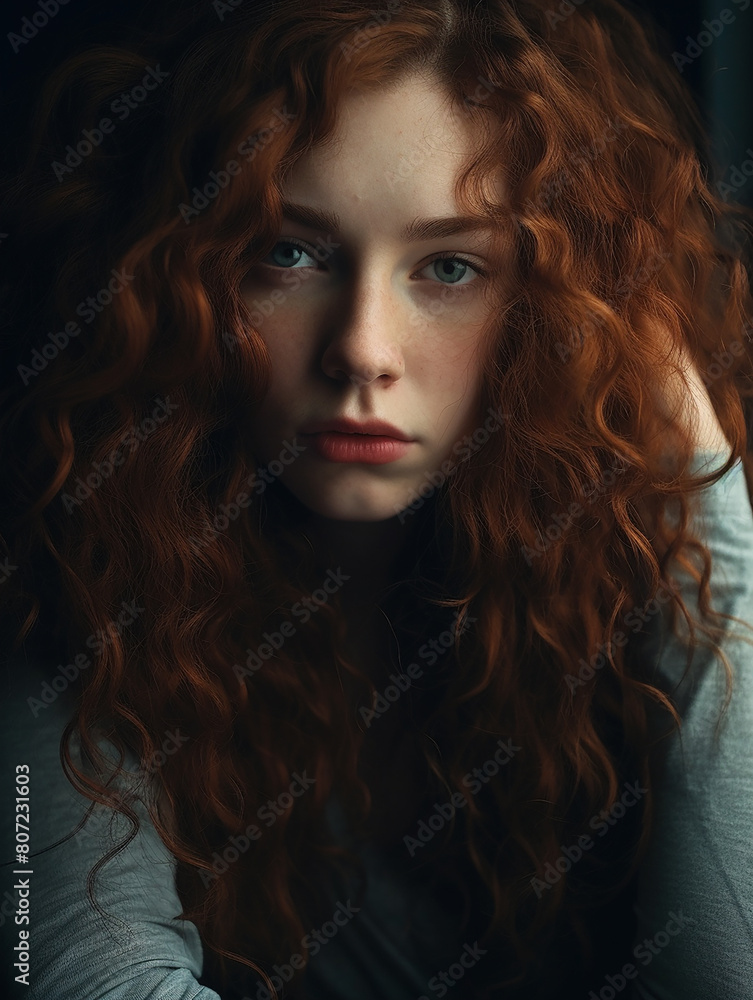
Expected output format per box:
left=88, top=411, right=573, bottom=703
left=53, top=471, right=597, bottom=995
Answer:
left=279, top=73, right=504, bottom=233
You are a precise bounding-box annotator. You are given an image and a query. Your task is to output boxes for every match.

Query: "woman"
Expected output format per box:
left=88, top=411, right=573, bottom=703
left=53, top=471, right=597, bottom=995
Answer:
left=1, top=0, right=752, bottom=997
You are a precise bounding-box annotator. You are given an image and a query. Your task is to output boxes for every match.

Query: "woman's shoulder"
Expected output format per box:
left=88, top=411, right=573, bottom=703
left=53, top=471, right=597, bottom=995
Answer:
left=1, top=645, right=87, bottom=844
left=644, top=449, right=753, bottom=714
left=0, top=646, right=221, bottom=1000
left=626, top=449, right=753, bottom=999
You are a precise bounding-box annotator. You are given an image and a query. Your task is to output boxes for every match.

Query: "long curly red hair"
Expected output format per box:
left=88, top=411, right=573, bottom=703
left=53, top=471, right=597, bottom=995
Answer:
left=2, top=0, right=753, bottom=995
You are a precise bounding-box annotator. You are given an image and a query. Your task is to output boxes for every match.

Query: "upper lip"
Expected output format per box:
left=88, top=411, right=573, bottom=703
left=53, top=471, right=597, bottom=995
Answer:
left=299, top=417, right=414, bottom=441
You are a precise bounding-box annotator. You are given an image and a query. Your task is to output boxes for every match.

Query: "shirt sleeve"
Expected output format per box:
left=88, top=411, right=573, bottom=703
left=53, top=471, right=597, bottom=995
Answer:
left=626, top=451, right=753, bottom=1000
left=0, top=651, right=222, bottom=1000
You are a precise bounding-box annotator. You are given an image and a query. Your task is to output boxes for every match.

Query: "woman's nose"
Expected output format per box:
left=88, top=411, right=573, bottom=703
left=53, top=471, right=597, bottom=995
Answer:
left=320, top=274, right=406, bottom=387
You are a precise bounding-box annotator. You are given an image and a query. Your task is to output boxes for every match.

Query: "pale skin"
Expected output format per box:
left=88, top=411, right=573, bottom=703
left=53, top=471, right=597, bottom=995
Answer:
left=241, top=70, right=502, bottom=636
left=650, top=323, right=732, bottom=457
left=239, top=70, right=731, bottom=664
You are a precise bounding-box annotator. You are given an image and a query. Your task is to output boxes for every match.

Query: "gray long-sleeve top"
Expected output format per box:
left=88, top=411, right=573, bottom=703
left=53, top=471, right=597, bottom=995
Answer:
left=1, top=449, right=752, bottom=1000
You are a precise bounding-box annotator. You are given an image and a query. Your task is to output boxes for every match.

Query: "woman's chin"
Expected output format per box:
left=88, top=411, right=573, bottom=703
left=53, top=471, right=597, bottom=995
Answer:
left=283, top=480, right=421, bottom=523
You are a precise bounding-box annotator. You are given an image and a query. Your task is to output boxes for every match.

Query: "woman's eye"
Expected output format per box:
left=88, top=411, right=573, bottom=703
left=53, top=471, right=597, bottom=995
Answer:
left=260, top=241, right=484, bottom=287
left=419, top=255, right=483, bottom=287
left=261, top=240, right=319, bottom=269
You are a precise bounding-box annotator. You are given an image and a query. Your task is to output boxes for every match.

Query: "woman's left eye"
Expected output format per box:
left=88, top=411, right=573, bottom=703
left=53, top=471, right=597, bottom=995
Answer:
left=418, top=254, right=484, bottom=287
left=260, top=241, right=484, bottom=286
left=261, top=240, right=319, bottom=269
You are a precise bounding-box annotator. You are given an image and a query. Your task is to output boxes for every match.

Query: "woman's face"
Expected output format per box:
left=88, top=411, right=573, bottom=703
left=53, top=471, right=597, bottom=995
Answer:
left=241, top=71, right=502, bottom=522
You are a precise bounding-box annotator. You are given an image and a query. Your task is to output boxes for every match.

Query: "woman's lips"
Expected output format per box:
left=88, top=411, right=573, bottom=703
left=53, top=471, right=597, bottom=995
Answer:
left=300, top=431, right=414, bottom=464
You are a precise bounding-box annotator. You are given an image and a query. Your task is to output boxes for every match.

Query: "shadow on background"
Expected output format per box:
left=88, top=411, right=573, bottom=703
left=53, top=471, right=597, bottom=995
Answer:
left=632, top=0, right=753, bottom=207
left=0, top=0, right=751, bottom=204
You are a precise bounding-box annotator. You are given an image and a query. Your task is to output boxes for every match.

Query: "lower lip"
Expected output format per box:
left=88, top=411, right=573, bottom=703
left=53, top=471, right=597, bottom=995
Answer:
left=302, top=432, right=414, bottom=464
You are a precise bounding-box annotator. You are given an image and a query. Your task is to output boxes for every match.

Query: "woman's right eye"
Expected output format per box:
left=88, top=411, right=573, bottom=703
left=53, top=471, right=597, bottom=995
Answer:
left=261, top=240, right=320, bottom=269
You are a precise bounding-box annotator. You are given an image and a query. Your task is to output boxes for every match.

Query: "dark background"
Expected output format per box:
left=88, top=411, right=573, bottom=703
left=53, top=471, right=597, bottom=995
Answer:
left=0, top=0, right=752, bottom=205
left=0, top=3, right=750, bottom=997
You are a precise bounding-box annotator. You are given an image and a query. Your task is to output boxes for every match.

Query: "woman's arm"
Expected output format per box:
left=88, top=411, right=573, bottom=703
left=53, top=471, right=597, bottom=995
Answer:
left=625, top=451, right=753, bottom=1000
left=0, top=655, right=222, bottom=1000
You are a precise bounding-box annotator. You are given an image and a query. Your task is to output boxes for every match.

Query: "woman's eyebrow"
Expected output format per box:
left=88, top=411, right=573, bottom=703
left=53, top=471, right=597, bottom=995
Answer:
left=280, top=200, right=493, bottom=242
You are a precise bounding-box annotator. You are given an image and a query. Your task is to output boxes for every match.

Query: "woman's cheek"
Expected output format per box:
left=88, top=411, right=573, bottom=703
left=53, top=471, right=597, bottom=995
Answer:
left=405, top=287, right=482, bottom=337
left=280, top=269, right=302, bottom=292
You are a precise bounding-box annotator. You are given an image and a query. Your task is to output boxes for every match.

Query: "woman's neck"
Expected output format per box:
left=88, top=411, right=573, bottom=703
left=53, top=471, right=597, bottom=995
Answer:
left=300, top=512, right=420, bottom=611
